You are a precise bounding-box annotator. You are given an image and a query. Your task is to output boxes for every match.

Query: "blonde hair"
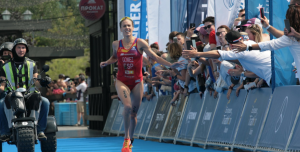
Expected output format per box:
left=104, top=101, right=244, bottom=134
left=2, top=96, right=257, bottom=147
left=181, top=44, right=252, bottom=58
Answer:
left=246, top=24, right=263, bottom=43
left=167, top=43, right=182, bottom=60
left=235, top=17, right=242, bottom=22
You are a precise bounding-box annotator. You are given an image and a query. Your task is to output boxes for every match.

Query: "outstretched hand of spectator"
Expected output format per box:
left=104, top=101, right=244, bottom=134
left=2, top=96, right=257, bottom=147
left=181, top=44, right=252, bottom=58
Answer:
left=170, top=60, right=185, bottom=69
left=231, top=41, right=247, bottom=52
left=182, top=46, right=198, bottom=59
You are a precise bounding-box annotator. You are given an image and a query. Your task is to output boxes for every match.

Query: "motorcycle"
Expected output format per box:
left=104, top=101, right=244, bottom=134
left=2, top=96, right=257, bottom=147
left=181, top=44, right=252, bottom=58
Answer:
left=1, top=65, right=57, bottom=152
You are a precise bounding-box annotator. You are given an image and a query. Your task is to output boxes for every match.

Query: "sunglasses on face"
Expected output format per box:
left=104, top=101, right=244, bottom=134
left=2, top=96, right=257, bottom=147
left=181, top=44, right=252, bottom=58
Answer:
left=241, top=14, right=245, bottom=17
left=204, top=25, right=212, bottom=30
left=216, top=31, right=226, bottom=36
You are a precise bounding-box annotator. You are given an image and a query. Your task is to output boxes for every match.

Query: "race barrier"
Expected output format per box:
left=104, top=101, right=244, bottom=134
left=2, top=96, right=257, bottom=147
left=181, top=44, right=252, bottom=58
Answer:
left=138, top=97, right=158, bottom=138
left=161, top=95, right=188, bottom=142
left=175, top=93, right=205, bottom=145
left=103, top=99, right=120, bottom=134
left=103, top=86, right=300, bottom=151
left=146, top=95, right=172, bottom=140
left=133, top=98, right=149, bottom=138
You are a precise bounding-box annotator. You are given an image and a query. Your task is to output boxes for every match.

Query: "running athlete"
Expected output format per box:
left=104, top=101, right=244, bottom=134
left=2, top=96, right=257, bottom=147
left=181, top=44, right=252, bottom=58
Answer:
left=100, top=17, right=183, bottom=152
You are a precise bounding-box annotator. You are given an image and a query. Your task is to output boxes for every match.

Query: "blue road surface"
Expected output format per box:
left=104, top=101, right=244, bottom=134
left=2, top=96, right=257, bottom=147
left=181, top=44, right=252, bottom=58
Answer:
left=2, top=137, right=223, bottom=152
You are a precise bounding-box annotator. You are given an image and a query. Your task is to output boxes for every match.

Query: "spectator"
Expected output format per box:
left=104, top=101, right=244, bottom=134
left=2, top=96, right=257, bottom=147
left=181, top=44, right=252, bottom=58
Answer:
left=52, top=83, right=64, bottom=95
left=175, top=32, right=185, bottom=48
left=183, top=31, right=272, bottom=87
left=150, top=42, right=160, bottom=50
left=169, top=31, right=178, bottom=43
left=238, top=9, right=246, bottom=21
left=70, top=75, right=87, bottom=126
left=203, top=16, right=217, bottom=49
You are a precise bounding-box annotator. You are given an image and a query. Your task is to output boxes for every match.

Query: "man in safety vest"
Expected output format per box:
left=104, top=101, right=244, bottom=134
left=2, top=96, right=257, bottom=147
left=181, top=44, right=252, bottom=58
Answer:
left=0, top=38, right=50, bottom=141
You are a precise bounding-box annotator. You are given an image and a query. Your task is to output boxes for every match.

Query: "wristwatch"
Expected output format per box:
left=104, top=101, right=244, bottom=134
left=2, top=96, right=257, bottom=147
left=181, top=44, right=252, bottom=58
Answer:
left=229, top=86, right=233, bottom=90
left=248, top=44, right=253, bottom=51
left=184, top=85, right=189, bottom=89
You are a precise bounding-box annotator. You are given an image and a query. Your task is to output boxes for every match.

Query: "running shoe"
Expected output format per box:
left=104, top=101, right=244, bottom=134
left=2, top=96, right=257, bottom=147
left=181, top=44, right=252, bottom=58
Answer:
left=121, top=138, right=131, bottom=152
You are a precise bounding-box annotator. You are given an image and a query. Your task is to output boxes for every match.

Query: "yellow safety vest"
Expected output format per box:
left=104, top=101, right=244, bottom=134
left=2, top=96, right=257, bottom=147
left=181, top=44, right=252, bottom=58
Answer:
left=3, top=58, right=35, bottom=91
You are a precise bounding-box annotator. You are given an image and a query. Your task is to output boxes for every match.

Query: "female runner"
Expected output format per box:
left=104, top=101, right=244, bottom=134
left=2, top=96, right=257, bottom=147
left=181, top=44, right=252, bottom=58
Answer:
left=100, top=17, right=183, bottom=152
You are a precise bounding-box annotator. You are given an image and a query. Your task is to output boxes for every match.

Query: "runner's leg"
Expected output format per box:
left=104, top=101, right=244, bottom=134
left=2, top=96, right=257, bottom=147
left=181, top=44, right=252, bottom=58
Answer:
left=129, top=82, right=143, bottom=139
left=115, top=80, right=132, bottom=139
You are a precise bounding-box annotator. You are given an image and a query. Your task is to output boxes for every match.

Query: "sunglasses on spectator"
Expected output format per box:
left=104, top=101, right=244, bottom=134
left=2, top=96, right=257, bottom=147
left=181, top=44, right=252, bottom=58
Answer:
left=204, top=25, right=212, bottom=30
left=216, top=31, right=226, bottom=36
left=241, top=14, right=245, bottom=17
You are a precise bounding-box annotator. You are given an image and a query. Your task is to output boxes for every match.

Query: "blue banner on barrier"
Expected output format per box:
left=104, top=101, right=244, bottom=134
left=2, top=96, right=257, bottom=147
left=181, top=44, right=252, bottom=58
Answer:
left=139, top=97, right=158, bottom=137
left=134, top=99, right=149, bottom=136
left=147, top=95, right=172, bottom=138
left=103, top=99, right=120, bottom=133
left=162, top=95, right=188, bottom=139
left=258, top=86, right=300, bottom=150
left=207, top=90, right=247, bottom=144
left=193, top=91, right=219, bottom=142
left=234, top=88, right=272, bottom=147
left=124, top=0, right=148, bottom=39
left=110, top=102, right=124, bottom=134
left=177, top=93, right=204, bottom=141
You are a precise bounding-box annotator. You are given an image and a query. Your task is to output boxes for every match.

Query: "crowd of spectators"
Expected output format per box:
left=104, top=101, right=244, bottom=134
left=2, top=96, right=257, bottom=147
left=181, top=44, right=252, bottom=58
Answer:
left=112, top=0, right=300, bottom=105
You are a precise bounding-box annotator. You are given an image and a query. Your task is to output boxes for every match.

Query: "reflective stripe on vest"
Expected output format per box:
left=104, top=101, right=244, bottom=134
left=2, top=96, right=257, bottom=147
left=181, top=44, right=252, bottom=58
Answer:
left=3, top=60, right=35, bottom=91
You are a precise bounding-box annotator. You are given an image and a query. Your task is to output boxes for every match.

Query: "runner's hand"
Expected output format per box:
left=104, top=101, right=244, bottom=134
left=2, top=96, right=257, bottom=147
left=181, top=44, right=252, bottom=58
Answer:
left=100, top=62, right=108, bottom=68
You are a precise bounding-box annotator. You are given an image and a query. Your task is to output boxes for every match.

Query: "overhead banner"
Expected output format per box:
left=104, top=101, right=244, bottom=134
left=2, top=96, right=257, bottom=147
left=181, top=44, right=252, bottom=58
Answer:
left=271, top=0, right=296, bottom=86
left=207, top=0, right=214, bottom=16
left=187, top=0, right=208, bottom=27
left=246, top=0, right=269, bottom=20
left=258, top=86, right=300, bottom=150
left=171, top=0, right=187, bottom=32
left=215, top=0, right=244, bottom=29
left=124, top=0, right=148, bottom=39
left=147, top=0, right=170, bottom=49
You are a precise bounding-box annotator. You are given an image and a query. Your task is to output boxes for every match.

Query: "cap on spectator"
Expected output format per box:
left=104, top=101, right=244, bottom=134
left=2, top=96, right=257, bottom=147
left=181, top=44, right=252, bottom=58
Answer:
left=225, top=31, right=243, bottom=44
left=240, top=32, right=249, bottom=41
left=237, top=19, right=249, bottom=28
left=194, top=24, right=204, bottom=33
left=64, top=78, right=70, bottom=82
left=229, top=67, right=241, bottom=85
left=242, top=18, right=262, bottom=28
left=195, top=24, right=208, bottom=35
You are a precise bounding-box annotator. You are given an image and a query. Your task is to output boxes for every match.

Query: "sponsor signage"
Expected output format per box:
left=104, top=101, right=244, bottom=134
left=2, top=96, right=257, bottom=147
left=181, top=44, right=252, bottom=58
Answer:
left=79, top=0, right=106, bottom=21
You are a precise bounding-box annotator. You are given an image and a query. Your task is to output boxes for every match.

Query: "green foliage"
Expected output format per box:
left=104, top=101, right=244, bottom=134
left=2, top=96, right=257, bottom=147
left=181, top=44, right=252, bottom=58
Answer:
left=45, top=48, right=90, bottom=80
